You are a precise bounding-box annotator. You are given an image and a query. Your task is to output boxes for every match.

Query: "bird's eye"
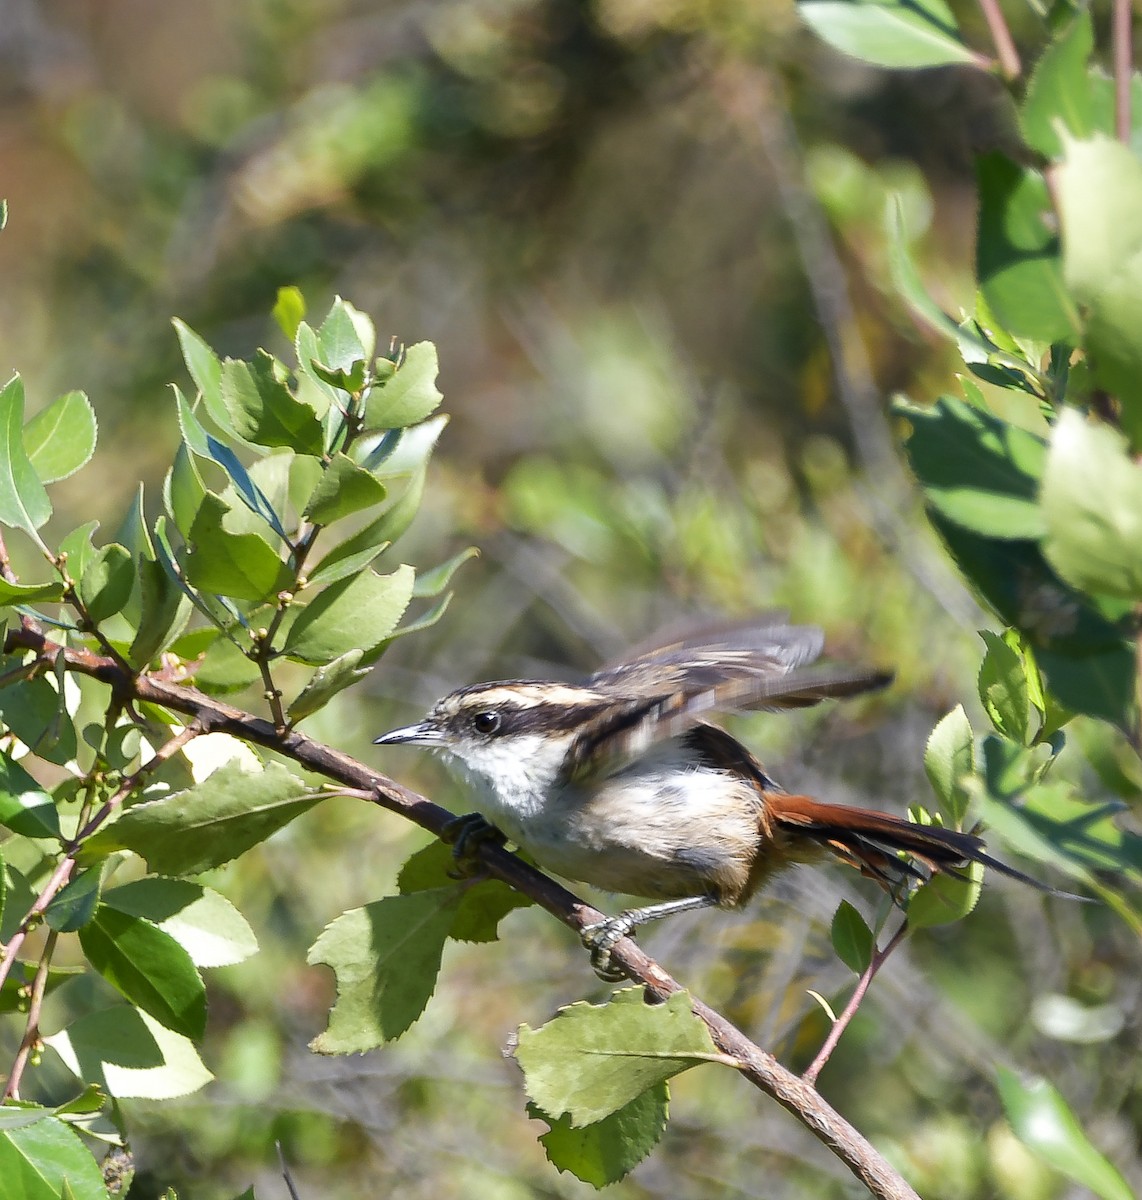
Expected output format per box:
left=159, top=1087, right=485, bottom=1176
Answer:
left=472, top=710, right=501, bottom=735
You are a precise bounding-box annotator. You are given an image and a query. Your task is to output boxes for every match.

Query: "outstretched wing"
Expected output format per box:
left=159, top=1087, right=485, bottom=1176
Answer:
left=560, top=620, right=892, bottom=782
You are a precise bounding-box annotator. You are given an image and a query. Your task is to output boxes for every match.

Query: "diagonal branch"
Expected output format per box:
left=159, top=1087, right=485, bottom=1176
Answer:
left=3, top=625, right=919, bottom=1200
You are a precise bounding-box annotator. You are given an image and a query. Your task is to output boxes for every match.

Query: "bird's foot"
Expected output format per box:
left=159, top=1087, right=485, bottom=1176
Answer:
left=441, top=812, right=505, bottom=877
left=580, top=913, right=639, bottom=982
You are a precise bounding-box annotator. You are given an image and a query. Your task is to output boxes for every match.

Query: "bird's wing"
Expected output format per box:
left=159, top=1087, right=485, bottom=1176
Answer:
left=560, top=621, right=891, bottom=782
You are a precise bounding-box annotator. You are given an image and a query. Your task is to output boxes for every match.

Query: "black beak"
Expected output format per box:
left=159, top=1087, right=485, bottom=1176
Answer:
left=373, top=721, right=446, bottom=747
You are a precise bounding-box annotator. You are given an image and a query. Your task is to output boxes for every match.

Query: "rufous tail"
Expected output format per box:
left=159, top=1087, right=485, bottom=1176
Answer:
left=766, top=792, right=1070, bottom=895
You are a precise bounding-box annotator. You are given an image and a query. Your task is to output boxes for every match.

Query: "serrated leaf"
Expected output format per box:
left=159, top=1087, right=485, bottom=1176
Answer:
left=283, top=564, right=414, bottom=665
left=907, top=861, right=983, bottom=928
left=830, top=900, right=874, bottom=973
left=44, top=868, right=102, bottom=932
left=0, top=577, right=64, bottom=609
left=1020, top=13, right=1096, bottom=159
left=307, top=889, right=460, bottom=1052
left=997, top=1068, right=1133, bottom=1200
left=0, top=1110, right=107, bottom=1199
left=923, top=705, right=975, bottom=825
left=0, top=374, right=51, bottom=539
left=78, top=542, right=134, bottom=624
left=286, top=649, right=369, bottom=724
left=46, top=1006, right=213, bottom=1100
left=172, top=319, right=228, bottom=434
left=79, top=760, right=316, bottom=876
left=273, top=285, right=306, bottom=342
left=397, top=840, right=533, bottom=942
left=183, top=493, right=290, bottom=602
left=0, top=754, right=59, bottom=840
left=78, top=907, right=207, bottom=1039
left=532, top=1083, right=669, bottom=1187
left=798, top=0, right=975, bottom=69
left=1041, top=409, right=1142, bottom=599
left=24, top=391, right=98, bottom=484
left=302, top=453, right=386, bottom=525
left=306, top=515, right=391, bottom=587
left=516, top=989, right=723, bottom=1126
left=896, top=395, right=1046, bottom=539
left=363, top=342, right=443, bottom=430
left=219, top=352, right=325, bottom=455
left=978, top=631, right=1034, bottom=745
left=317, top=298, right=375, bottom=372
left=1057, top=135, right=1142, bottom=445
left=102, top=878, right=257, bottom=968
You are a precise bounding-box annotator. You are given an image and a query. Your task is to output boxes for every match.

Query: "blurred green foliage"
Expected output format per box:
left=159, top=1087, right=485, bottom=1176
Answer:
left=0, top=1, right=1139, bottom=1198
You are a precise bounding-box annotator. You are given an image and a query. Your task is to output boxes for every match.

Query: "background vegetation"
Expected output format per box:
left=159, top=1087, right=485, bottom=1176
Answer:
left=0, top=1, right=1139, bottom=1198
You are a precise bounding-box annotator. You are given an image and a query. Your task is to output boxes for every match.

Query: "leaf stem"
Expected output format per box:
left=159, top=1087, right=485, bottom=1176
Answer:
left=802, top=920, right=910, bottom=1087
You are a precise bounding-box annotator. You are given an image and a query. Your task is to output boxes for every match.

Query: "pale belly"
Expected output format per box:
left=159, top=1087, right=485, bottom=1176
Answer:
left=471, top=756, right=765, bottom=902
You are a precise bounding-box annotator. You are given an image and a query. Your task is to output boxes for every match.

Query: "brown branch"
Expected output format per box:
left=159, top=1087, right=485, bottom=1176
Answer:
left=803, top=920, right=910, bottom=1087
left=976, top=0, right=1021, bottom=81
left=5, top=930, right=58, bottom=1100
left=1113, top=0, right=1133, bottom=145
left=2, top=625, right=919, bottom=1200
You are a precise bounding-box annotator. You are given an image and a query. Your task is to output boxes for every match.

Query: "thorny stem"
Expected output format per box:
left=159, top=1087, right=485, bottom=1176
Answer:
left=976, top=0, right=1021, bottom=81
left=1113, top=0, right=1133, bottom=145
left=5, top=930, right=59, bottom=1101
left=803, top=920, right=910, bottom=1087
left=2, top=625, right=921, bottom=1200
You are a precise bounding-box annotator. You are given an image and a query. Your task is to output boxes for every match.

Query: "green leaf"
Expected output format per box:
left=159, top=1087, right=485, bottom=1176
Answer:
left=286, top=649, right=369, bottom=724
left=0, top=1110, right=107, bottom=1200
left=0, top=753, right=60, bottom=840
left=363, top=342, right=443, bottom=430
left=45, top=869, right=102, bottom=933
left=1057, top=134, right=1142, bottom=446
left=24, top=391, right=98, bottom=484
left=80, top=760, right=316, bottom=875
left=896, top=395, right=1046, bottom=539
left=306, top=515, right=391, bottom=587
left=0, top=577, right=65, bottom=608
left=307, top=889, right=460, bottom=1052
left=516, top=989, right=723, bottom=1126
left=165, top=442, right=208, bottom=538
left=183, top=493, right=291, bottom=602
left=273, top=285, right=307, bottom=342
left=923, top=705, right=975, bottom=826
left=532, top=1083, right=669, bottom=1187
left=78, top=542, right=134, bottom=624
left=907, top=860, right=983, bottom=929
left=978, top=631, right=1034, bottom=745
left=0, top=676, right=78, bottom=766
left=78, top=907, right=207, bottom=1039
left=0, top=375, right=51, bottom=539
left=102, top=878, right=258, bottom=968
left=283, top=564, right=414, bottom=665
left=798, top=0, right=975, bottom=68
left=997, top=1068, right=1134, bottom=1200
left=412, top=547, right=478, bottom=598
left=302, top=453, right=386, bottom=525
left=1037, top=644, right=1137, bottom=733
left=317, top=298, right=375, bottom=372
left=976, top=154, right=1077, bottom=343
left=172, top=319, right=228, bottom=434
left=1020, top=13, right=1096, bottom=159
left=219, top=352, right=325, bottom=454
left=0, top=962, right=82, bottom=1016
left=128, top=555, right=193, bottom=668
left=830, top=900, right=874, bottom=973
left=397, top=840, right=533, bottom=942
left=191, top=636, right=262, bottom=695
left=1040, top=409, right=1142, bottom=599
left=46, top=1006, right=213, bottom=1100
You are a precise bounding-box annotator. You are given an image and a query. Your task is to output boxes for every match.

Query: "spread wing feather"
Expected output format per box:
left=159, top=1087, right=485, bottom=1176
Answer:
left=560, top=622, right=891, bottom=782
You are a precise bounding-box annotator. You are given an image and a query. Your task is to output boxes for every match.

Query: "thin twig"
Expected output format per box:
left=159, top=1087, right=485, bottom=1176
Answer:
left=2, top=625, right=920, bottom=1200
left=1113, top=0, right=1133, bottom=144
left=803, top=920, right=910, bottom=1087
left=976, top=0, right=1021, bottom=81
left=5, top=930, right=59, bottom=1100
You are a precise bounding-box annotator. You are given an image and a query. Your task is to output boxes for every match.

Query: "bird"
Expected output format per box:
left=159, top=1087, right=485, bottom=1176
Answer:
left=375, top=619, right=1063, bottom=977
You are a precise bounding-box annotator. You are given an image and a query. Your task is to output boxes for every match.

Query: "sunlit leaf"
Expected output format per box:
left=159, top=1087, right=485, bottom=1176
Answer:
left=799, top=0, right=975, bottom=68
left=44, top=868, right=102, bottom=933
left=0, top=1109, right=107, bottom=1199
left=219, top=352, right=325, bottom=455
left=302, top=452, right=386, bottom=525
left=923, top=705, right=974, bottom=825
left=282, top=564, right=414, bottom=664
left=183, top=493, right=291, bottom=602
left=24, top=391, right=98, bottom=484
left=78, top=542, right=134, bottom=624
left=0, top=374, right=51, bottom=539
left=830, top=900, right=874, bottom=973
left=363, top=342, right=443, bottom=430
